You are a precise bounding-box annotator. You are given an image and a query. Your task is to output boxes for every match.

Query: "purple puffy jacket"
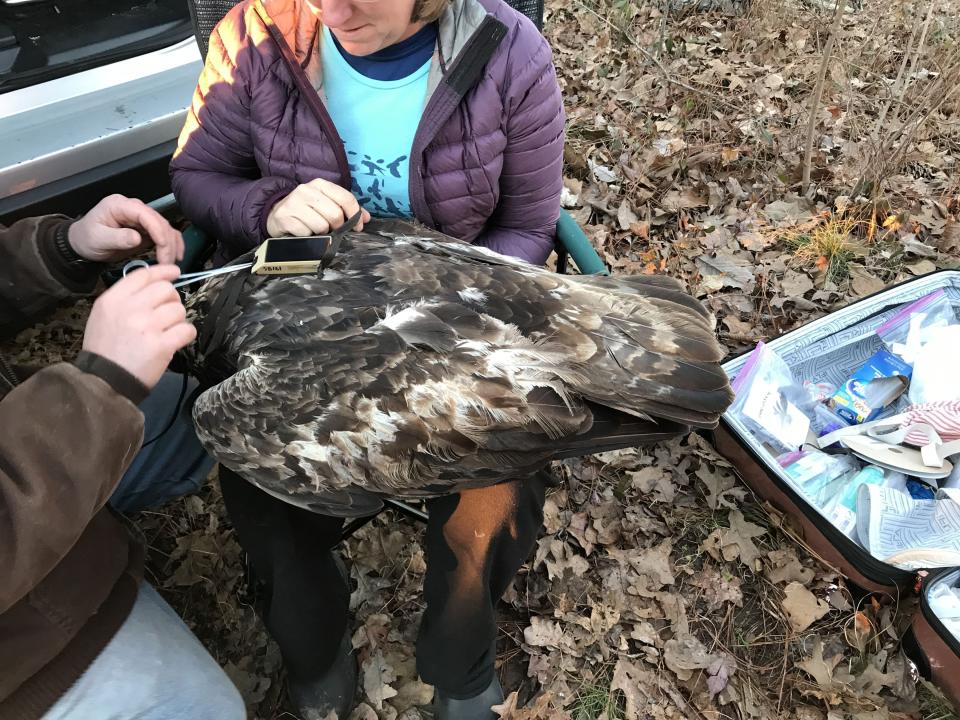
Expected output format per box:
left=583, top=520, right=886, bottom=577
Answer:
left=170, top=0, right=565, bottom=266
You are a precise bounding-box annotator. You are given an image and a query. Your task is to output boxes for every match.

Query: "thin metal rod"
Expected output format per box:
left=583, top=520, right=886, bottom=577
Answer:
left=384, top=498, right=429, bottom=522
left=339, top=498, right=430, bottom=543
left=172, top=263, right=253, bottom=288
left=340, top=513, right=378, bottom=542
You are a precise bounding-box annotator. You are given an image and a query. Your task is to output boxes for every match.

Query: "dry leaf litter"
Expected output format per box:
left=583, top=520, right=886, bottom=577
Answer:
left=4, top=0, right=960, bottom=717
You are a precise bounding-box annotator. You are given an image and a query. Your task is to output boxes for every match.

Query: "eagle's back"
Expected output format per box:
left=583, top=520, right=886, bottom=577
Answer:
left=183, top=230, right=732, bottom=514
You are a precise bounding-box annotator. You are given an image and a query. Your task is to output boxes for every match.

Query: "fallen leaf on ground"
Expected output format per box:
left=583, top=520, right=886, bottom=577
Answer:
left=844, top=611, right=873, bottom=652
left=662, top=188, right=708, bottom=210
left=361, top=651, right=398, bottom=710
left=849, top=266, right=886, bottom=297
left=701, top=510, right=766, bottom=567
left=796, top=639, right=843, bottom=690
left=766, top=549, right=816, bottom=585
left=762, top=199, right=812, bottom=223
left=782, top=582, right=830, bottom=633
left=617, top=200, right=639, bottom=230
left=691, top=564, right=744, bottom=608
left=707, top=654, right=738, bottom=698
left=696, top=253, right=757, bottom=293
left=493, top=691, right=566, bottom=719
left=664, top=633, right=718, bottom=680
left=392, top=677, right=434, bottom=712
left=906, top=259, right=937, bottom=275
left=781, top=269, right=815, bottom=297
left=523, top=617, right=567, bottom=650
left=610, top=658, right=655, bottom=719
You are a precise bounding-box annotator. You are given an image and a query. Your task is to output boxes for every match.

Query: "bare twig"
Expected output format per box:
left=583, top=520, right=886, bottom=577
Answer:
left=574, top=0, right=748, bottom=116
left=872, top=2, right=934, bottom=141
left=801, top=0, right=846, bottom=194
left=867, top=49, right=960, bottom=191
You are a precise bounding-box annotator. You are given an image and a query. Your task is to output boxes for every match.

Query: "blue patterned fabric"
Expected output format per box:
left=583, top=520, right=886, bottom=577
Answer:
left=322, top=26, right=430, bottom=218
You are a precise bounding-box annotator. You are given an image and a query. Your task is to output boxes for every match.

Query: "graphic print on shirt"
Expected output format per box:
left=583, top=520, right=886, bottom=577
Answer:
left=347, top=150, right=410, bottom=218
left=322, top=25, right=432, bottom=220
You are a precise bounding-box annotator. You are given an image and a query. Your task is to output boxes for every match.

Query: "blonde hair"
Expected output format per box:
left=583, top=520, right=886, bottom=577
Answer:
left=412, top=0, right=450, bottom=23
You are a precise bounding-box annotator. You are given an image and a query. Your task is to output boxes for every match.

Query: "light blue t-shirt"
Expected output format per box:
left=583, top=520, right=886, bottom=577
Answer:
left=322, top=26, right=431, bottom=219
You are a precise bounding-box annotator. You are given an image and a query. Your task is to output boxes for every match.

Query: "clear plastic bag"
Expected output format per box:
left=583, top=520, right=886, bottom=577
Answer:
left=929, top=581, right=960, bottom=642
left=876, top=289, right=959, bottom=364
left=730, top=343, right=811, bottom=453
left=909, top=325, right=960, bottom=404
left=823, top=465, right=891, bottom=539
left=777, top=448, right=861, bottom=510
left=928, top=580, right=960, bottom=620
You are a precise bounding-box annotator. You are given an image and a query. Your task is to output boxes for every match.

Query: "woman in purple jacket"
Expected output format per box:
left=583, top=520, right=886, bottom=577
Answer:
left=171, top=0, right=563, bottom=717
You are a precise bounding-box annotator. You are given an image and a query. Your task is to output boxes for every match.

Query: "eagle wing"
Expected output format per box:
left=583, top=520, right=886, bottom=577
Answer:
left=186, top=229, right=732, bottom=515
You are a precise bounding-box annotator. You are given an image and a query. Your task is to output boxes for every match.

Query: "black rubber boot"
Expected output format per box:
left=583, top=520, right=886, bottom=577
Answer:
left=287, top=627, right=356, bottom=719
left=432, top=675, right=504, bottom=720
left=286, top=557, right=356, bottom=719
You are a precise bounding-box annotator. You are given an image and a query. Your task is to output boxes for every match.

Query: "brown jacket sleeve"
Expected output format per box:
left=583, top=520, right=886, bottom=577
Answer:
left=0, top=217, right=148, bottom=613
left=0, top=215, right=102, bottom=340
left=0, top=364, right=145, bottom=613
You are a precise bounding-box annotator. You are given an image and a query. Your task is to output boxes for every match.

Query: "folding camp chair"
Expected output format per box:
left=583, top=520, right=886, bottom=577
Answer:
left=176, top=0, right=611, bottom=537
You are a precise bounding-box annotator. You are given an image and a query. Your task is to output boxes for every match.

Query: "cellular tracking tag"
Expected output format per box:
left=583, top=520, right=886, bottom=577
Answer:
left=251, top=236, right=332, bottom=275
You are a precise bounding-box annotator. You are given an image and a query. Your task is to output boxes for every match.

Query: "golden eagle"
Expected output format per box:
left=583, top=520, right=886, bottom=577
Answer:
left=181, top=222, right=733, bottom=516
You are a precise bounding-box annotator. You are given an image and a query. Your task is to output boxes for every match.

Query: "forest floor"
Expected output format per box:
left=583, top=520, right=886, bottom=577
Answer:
left=5, top=0, right=960, bottom=717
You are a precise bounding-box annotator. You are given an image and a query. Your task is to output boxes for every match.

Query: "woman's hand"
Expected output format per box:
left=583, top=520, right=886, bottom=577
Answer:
left=266, top=178, right=371, bottom=237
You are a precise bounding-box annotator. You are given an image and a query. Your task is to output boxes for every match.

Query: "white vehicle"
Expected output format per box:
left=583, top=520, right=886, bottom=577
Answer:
left=0, top=0, right=202, bottom=223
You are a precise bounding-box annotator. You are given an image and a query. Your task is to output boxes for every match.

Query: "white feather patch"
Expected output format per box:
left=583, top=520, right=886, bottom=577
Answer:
left=379, top=306, right=429, bottom=331
left=286, top=441, right=329, bottom=462
left=457, top=287, right=487, bottom=304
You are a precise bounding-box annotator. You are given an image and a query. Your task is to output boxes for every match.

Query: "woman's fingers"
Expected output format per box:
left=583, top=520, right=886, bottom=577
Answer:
left=312, top=180, right=361, bottom=215
left=304, top=179, right=363, bottom=228
left=302, top=187, right=347, bottom=229
left=269, top=179, right=369, bottom=237
left=279, top=216, right=315, bottom=237
left=289, top=204, right=332, bottom=235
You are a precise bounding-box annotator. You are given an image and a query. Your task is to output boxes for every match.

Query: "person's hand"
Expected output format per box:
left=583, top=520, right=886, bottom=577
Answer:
left=82, top=265, right=196, bottom=390
left=266, top=178, right=371, bottom=237
left=68, top=194, right=185, bottom=265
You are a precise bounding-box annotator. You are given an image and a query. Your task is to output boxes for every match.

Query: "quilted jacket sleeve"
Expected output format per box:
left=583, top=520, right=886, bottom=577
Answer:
left=0, top=215, right=103, bottom=338
left=473, top=27, right=564, bottom=266
left=170, top=10, right=297, bottom=260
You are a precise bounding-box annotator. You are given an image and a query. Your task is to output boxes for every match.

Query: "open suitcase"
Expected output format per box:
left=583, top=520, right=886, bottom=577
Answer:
left=712, top=270, right=960, bottom=705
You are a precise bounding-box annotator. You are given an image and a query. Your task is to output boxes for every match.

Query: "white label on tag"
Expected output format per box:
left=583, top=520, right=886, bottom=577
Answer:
left=741, top=377, right=811, bottom=450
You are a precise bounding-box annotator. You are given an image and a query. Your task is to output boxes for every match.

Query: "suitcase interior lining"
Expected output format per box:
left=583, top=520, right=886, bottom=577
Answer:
left=720, top=271, right=960, bottom=598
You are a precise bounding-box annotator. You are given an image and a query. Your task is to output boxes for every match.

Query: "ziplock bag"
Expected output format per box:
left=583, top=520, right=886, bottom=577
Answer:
left=876, top=289, right=959, bottom=365
left=730, top=343, right=812, bottom=453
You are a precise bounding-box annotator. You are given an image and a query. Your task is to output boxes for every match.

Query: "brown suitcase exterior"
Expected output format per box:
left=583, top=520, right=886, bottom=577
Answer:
left=713, top=270, right=960, bottom=708
left=903, top=569, right=960, bottom=708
